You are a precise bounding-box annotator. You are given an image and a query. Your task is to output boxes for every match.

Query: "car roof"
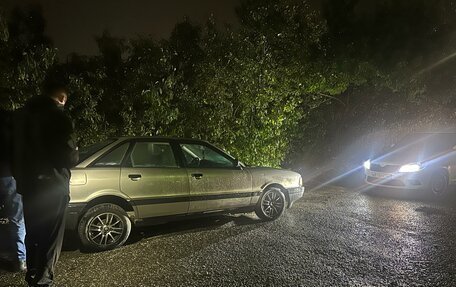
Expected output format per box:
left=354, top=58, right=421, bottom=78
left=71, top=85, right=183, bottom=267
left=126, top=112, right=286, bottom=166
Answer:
left=116, top=136, right=209, bottom=143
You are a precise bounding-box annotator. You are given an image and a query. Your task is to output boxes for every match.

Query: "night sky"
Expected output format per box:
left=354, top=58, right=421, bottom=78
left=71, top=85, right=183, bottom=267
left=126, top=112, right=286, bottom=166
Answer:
left=3, top=0, right=240, bottom=58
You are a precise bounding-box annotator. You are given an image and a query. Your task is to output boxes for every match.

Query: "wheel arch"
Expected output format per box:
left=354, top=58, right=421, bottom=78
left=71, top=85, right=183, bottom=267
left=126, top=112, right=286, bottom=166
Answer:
left=76, top=196, right=136, bottom=227
left=83, top=195, right=134, bottom=212
left=429, top=166, right=450, bottom=180
left=441, top=166, right=450, bottom=177
left=428, top=167, right=450, bottom=195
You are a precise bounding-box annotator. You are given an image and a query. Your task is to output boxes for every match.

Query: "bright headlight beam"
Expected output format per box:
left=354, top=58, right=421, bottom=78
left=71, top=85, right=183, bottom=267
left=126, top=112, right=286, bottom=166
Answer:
left=398, top=164, right=421, bottom=173
left=363, top=160, right=371, bottom=170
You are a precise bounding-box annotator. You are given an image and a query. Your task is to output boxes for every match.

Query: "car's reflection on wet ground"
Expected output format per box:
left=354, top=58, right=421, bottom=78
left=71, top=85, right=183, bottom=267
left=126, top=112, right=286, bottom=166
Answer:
left=1, top=185, right=456, bottom=286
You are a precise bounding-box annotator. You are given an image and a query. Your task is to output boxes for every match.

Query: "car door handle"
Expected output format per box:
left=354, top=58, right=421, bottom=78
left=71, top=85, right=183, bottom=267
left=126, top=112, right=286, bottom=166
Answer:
left=128, top=174, right=142, bottom=181
left=191, top=173, right=203, bottom=180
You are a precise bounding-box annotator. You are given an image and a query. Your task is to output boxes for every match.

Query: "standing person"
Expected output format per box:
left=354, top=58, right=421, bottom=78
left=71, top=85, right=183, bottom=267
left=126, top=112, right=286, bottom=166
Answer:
left=12, top=69, right=79, bottom=287
left=0, top=109, right=26, bottom=272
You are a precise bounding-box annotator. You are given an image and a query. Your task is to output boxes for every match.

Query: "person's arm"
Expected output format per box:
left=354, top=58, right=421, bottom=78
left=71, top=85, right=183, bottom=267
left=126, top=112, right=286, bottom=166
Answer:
left=53, top=111, right=79, bottom=169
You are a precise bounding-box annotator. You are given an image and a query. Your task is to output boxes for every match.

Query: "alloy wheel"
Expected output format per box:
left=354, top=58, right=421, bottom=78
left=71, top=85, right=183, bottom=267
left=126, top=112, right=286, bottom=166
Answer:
left=260, top=190, right=285, bottom=219
left=87, top=212, right=125, bottom=247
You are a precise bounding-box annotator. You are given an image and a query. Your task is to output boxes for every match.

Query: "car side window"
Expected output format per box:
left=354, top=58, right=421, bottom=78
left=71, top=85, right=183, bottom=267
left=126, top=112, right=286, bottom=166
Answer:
left=93, top=143, right=129, bottom=167
left=180, top=143, right=235, bottom=168
left=129, top=142, right=178, bottom=168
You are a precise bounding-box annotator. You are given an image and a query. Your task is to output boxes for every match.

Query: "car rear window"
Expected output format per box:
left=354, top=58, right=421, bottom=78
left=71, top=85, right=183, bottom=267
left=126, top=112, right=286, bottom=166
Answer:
left=78, top=139, right=117, bottom=164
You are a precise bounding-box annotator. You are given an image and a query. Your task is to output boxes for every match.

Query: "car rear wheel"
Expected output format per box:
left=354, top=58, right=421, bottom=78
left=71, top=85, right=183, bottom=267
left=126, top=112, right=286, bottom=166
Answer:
left=429, top=170, right=449, bottom=196
left=78, top=203, right=131, bottom=251
left=255, top=187, right=286, bottom=221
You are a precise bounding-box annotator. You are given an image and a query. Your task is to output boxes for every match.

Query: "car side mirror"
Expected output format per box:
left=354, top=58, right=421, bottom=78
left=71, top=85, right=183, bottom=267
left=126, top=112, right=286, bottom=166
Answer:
left=234, top=159, right=243, bottom=169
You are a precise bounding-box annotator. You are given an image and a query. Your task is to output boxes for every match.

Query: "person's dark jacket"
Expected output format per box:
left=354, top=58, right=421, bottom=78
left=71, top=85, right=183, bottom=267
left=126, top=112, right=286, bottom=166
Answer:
left=0, top=109, right=12, bottom=177
left=12, top=96, right=79, bottom=195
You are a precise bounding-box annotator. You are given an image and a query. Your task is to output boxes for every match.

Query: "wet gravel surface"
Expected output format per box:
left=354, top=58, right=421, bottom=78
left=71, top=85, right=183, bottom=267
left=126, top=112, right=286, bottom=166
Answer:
left=1, top=186, right=456, bottom=286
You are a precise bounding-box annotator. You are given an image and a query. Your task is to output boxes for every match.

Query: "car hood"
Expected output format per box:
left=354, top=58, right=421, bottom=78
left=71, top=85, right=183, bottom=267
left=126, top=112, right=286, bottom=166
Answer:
left=245, top=166, right=301, bottom=189
left=245, top=166, right=293, bottom=174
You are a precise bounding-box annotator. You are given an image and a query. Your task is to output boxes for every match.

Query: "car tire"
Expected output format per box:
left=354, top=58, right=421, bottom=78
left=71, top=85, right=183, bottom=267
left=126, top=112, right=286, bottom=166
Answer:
left=78, top=203, right=132, bottom=252
left=255, top=187, right=286, bottom=221
left=428, top=169, right=449, bottom=196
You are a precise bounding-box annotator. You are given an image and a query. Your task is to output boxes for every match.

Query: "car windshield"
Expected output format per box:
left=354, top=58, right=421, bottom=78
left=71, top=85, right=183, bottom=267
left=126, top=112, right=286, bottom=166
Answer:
left=393, top=133, right=456, bottom=157
left=78, top=139, right=117, bottom=164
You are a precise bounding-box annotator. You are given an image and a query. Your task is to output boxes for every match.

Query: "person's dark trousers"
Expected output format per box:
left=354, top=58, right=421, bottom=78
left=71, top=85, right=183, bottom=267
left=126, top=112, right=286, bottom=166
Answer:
left=0, top=176, right=26, bottom=263
left=22, top=186, right=69, bottom=287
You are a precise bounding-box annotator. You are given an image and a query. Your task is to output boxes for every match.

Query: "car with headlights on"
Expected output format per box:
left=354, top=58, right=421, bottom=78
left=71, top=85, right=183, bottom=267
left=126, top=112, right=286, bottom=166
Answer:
left=67, top=137, right=304, bottom=251
left=363, top=132, right=456, bottom=195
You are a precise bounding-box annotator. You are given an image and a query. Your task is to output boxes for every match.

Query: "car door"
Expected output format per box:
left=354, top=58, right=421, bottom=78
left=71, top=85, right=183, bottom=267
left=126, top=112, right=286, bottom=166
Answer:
left=120, top=140, right=189, bottom=218
left=178, top=141, right=253, bottom=213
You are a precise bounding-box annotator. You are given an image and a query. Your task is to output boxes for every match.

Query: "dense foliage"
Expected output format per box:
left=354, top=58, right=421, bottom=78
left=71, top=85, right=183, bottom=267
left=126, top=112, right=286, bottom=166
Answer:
left=1, top=1, right=456, bottom=167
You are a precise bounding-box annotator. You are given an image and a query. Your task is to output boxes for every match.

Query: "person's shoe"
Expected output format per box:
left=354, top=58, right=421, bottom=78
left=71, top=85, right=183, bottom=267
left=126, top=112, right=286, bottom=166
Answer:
left=12, top=259, right=27, bottom=272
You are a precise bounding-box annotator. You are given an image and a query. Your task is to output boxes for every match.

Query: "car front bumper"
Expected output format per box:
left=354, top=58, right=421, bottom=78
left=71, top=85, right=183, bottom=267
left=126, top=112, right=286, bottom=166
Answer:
left=287, top=186, right=305, bottom=207
left=364, top=169, right=431, bottom=189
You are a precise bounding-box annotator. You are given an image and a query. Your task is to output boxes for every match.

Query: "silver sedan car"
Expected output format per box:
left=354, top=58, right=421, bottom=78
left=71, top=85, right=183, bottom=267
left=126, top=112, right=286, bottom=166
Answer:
left=67, top=137, right=305, bottom=251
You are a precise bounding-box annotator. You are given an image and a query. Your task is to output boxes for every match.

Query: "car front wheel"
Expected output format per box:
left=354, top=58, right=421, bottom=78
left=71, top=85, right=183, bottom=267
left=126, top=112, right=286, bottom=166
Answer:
left=255, top=187, right=286, bottom=221
left=429, top=170, right=449, bottom=196
left=78, top=203, right=132, bottom=251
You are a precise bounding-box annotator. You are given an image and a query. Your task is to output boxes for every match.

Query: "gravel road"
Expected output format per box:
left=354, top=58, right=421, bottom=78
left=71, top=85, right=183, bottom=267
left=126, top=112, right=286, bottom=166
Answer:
left=1, top=186, right=456, bottom=287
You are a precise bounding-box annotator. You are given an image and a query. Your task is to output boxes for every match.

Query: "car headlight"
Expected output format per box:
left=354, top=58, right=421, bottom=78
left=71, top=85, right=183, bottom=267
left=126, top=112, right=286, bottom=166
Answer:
left=398, top=163, right=421, bottom=173
left=363, top=159, right=371, bottom=170
left=299, top=176, right=303, bottom=187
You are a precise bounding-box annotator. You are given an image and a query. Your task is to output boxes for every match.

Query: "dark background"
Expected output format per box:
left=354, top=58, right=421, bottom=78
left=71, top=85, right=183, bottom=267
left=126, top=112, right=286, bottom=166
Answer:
left=2, top=0, right=240, bottom=58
